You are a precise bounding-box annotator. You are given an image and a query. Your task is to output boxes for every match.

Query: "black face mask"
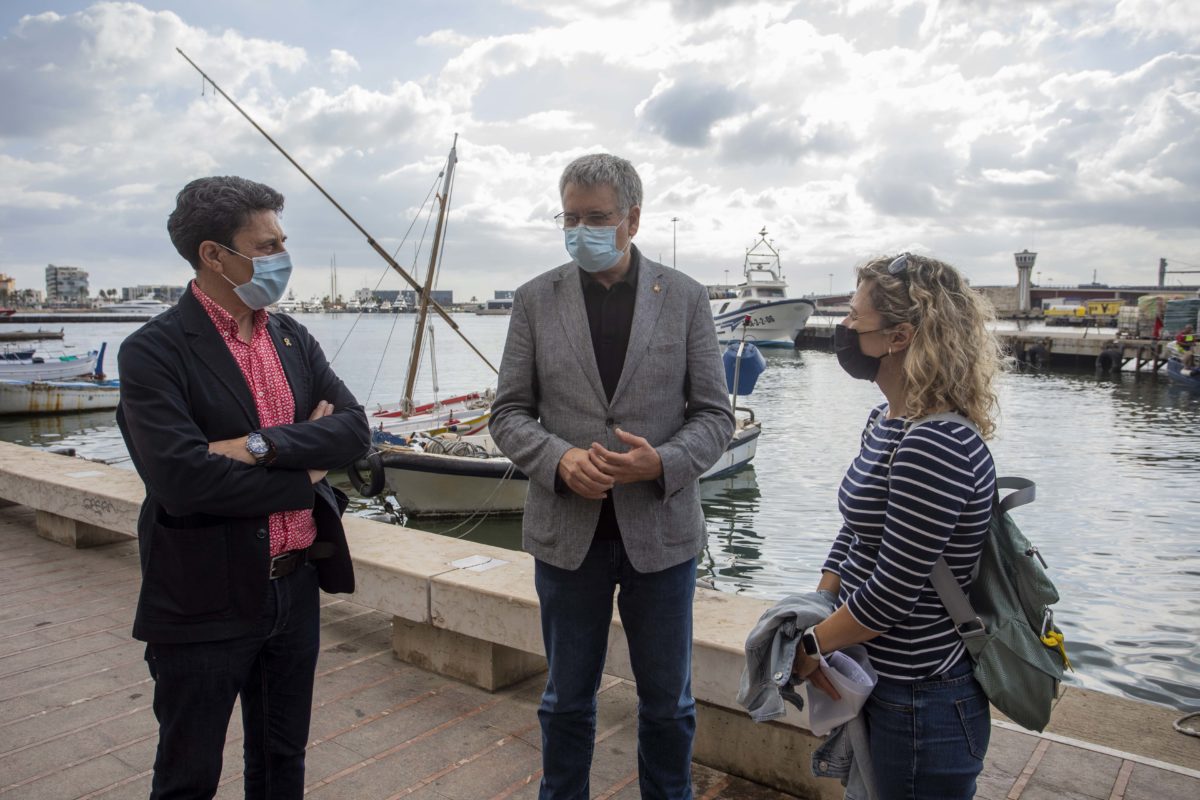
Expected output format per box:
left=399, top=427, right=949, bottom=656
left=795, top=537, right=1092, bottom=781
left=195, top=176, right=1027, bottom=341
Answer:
left=834, top=324, right=885, bottom=382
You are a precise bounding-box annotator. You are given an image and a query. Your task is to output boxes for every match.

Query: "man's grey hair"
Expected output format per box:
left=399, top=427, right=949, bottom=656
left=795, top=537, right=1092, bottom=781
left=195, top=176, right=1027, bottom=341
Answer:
left=167, top=176, right=285, bottom=269
left=559, top=154, right=643, bottom=213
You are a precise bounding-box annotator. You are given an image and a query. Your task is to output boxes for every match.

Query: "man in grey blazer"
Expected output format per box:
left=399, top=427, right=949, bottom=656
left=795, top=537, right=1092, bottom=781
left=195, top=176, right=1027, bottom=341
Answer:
left=489, top=154, right=734, bottom=800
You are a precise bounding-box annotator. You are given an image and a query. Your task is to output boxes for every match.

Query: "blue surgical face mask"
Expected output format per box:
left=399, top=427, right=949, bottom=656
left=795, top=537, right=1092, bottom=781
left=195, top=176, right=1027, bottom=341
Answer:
left=564, top=215, right=629, bottom=273
left=218, top=244, right=293, bottom=310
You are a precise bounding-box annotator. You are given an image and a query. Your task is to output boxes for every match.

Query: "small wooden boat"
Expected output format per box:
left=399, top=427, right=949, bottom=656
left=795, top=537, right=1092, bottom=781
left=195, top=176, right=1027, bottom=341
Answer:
left=350, top=422, right=762, bottom=518
left=1166, top=356, right=1200, bottom=389
left=0, top=343, right=117, bottom=415
left=0, top=376, right=119, bottom=415
left=0, top=348, right=98, bottom=381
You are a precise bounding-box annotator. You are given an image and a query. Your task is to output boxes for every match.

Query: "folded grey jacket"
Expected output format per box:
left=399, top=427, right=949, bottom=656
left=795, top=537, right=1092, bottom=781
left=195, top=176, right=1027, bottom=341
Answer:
left=735, top=590, right=837, bottom=722
left=735, top=590, right=879, bottom=800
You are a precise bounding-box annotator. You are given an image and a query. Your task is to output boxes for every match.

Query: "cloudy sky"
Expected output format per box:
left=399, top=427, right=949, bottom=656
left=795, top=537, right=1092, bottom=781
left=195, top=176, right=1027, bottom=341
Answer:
left=1, top=0, right=1197, bottom=303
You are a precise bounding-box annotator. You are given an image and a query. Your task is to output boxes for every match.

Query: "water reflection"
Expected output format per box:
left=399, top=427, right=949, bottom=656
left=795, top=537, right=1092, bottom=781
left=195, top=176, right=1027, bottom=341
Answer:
left=698, top=466, right=764, bottom=593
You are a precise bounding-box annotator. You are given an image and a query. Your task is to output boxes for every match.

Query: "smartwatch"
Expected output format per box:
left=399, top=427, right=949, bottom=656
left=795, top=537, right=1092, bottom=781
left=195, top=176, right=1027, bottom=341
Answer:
left=800, top=625, right=822, bottom=659
left=245, top=432, right=276, bottom=466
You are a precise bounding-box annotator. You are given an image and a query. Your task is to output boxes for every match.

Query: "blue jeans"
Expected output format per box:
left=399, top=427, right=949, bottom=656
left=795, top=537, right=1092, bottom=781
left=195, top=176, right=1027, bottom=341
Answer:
left=144, top=561, right=321, bottom=800
left=534, top=539, right=698, bottom=800
left=859, top=658, right=990, bottom=800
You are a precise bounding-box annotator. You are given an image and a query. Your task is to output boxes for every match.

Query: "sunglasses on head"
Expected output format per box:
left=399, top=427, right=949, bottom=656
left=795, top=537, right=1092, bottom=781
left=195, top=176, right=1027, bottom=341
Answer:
left=888, top=253, right=911, bottom=277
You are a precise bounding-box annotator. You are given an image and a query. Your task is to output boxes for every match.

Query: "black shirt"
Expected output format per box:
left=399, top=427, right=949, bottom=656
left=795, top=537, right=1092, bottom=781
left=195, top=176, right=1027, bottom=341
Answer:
left=580, top=250, right=639, bottom=541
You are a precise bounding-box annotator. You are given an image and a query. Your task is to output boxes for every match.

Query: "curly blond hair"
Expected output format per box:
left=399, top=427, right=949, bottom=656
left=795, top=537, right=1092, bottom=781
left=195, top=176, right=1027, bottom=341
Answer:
left=858, top=254, right=1004, bottom=439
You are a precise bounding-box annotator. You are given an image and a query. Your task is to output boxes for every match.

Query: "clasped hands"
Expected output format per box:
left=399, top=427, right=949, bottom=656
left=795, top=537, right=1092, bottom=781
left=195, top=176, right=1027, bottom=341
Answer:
left=557, top=428, right=662, bottom=500
left=207, top=400, right=334, bottom=484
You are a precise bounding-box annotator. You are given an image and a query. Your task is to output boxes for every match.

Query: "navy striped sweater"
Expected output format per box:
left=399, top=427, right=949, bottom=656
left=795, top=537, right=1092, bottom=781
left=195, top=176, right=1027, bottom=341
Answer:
left=823, top=405, right=996, bottom=682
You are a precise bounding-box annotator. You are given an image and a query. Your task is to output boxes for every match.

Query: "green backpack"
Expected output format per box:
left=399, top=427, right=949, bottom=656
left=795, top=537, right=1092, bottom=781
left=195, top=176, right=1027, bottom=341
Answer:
left=909, top=414, right=1071, bottom=733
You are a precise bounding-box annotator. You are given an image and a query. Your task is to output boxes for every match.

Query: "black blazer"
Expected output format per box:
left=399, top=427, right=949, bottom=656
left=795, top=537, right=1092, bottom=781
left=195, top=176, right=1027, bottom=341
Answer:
left=116, top=287, right=371, bottom=643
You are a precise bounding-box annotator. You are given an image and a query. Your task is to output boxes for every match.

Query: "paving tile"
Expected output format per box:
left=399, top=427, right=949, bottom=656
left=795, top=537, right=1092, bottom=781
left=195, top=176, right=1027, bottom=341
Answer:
left=429, top=735, right=542, bottom=799
left=1022, top=741, right=1121, bottom=799
left=15, top=753, right=139, bottom=800
left=1122, top=762, right=1200, bottom=800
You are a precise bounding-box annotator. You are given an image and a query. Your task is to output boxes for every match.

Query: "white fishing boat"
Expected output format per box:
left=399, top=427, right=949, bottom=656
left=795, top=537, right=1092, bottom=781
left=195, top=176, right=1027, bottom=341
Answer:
left=710, top=228, right=815, bottom=348
left=0, top=348, right=99, bottom=381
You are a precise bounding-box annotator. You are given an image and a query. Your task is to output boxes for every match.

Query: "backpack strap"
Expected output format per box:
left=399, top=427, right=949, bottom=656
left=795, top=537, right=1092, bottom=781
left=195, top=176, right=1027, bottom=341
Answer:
left=931, top=558, right=987, bottom=639
left=908, top=415, right=1037, bottom=641
left=996, top=476, right=1035, bottom=514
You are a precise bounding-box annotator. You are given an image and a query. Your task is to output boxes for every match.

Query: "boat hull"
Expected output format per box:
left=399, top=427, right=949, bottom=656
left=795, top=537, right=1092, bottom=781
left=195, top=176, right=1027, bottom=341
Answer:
left=712, top=299, right=814, bottom=347
left=1166, top=357, right=1200, bottom=389
left=0, top=351, right=98, bottom=381
left=375, top=420, right=761, bottom=518
left=0, top=378, right=120, bottom=415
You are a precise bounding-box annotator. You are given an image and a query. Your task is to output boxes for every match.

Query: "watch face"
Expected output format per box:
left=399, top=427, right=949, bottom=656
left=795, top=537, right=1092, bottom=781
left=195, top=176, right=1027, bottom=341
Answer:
left=247, top=434, right=270, bottom=455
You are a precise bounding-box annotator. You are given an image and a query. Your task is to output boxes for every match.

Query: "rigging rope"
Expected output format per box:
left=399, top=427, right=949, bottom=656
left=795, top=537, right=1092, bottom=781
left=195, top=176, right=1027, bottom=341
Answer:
left=329, top=170, right=441, bottom=367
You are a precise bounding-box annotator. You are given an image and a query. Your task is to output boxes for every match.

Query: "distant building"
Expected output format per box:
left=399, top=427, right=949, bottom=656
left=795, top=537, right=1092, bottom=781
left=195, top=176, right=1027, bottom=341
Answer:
left=400, top=289, right=453, bottom=307
left=0, top=273, right=15, bottom=303
left=14, top=288, right=44, bottom=307
left=121, top=285, right=185, bottom=303
left=494, top=290, right=515, bottom=300
left=373, top=290, right=402, bottom=303
left=46, top=264, right=89, bottom=304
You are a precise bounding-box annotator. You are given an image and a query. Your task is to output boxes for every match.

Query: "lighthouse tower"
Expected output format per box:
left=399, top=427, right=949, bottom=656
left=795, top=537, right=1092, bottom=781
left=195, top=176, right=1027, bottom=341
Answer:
left=1015, top=249, right=1037, bottom=313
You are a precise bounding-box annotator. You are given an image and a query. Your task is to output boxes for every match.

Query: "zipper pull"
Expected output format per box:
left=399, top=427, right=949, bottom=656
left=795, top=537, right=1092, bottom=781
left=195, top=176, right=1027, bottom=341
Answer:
left=1026, top=545, right=1047, bottom=568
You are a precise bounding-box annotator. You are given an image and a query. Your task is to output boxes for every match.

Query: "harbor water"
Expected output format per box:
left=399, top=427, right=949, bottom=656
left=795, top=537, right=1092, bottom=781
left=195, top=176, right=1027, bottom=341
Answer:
left=3, top=313, right=1197, bottom=714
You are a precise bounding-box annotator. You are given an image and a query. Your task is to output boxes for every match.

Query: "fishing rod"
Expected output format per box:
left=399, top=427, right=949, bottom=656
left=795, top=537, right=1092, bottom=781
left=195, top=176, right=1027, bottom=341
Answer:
left=175, top=47, right=498, bottom=375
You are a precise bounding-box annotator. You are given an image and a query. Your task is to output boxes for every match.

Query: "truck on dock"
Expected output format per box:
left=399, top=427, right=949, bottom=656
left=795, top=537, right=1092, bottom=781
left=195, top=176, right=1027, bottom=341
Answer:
left=1043, top=299, right=1124, bottom=326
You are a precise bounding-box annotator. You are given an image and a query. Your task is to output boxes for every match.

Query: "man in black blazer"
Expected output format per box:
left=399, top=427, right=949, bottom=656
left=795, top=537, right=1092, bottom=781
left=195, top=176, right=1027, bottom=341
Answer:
left=116, top=176, right=370, bottom=798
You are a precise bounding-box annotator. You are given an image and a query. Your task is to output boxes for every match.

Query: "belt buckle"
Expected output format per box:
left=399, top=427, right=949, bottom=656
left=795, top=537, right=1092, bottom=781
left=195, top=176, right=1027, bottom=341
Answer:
left=269, top=551, right=295, bottom=580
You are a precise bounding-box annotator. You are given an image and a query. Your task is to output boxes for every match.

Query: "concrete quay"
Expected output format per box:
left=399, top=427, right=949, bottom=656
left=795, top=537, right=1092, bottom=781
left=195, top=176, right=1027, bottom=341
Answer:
left=0, top=442, right=1197, bottom=798
left=796, top=318, right=1154, bottom=369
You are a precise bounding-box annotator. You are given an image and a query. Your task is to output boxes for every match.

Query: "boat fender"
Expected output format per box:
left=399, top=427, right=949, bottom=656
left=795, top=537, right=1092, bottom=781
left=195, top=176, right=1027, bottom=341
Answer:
left=1096, top=347, right=1120, bottom=373
left=347, top=449, right=385, bottom=498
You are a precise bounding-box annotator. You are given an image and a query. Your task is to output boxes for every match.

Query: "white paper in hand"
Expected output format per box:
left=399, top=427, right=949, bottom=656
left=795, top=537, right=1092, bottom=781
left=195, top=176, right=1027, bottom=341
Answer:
left=795, top=650, right=878, bottom=736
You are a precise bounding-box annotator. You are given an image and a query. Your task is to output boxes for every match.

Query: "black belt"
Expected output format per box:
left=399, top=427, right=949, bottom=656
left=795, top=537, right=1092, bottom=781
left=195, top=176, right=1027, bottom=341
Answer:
left=269, top=542, right=335, bottom=580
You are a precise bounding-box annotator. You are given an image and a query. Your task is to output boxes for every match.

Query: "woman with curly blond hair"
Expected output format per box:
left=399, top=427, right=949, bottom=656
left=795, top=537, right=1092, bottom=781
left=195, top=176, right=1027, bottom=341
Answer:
left=792, top=253, right=1004, bottom=799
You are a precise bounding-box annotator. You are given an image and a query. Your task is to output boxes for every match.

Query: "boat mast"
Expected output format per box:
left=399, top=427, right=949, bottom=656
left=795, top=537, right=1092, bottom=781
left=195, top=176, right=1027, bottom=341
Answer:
left=403, top=135, right=457, bottom=411
left=175, top=49, right=496, bottom=375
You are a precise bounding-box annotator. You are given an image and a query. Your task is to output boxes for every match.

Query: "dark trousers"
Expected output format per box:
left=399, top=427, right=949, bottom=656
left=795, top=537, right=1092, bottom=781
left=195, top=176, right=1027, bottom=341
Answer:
left=534, top=539, right=698, bottom=800
left=144, top=561, right=321, bottom=799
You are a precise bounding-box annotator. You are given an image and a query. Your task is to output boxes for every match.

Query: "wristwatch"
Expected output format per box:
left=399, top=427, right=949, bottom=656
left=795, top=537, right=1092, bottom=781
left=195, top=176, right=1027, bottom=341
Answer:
left=800, top=625, right=822, bottom=659
left=245, top=432, right=276, bottom=466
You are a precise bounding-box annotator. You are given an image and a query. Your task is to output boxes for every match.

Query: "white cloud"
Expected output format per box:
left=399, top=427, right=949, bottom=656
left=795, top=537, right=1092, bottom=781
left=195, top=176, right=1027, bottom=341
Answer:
left=0, top=0, right=1196, bottom=302
left=327, top=48, right=360, bottom=75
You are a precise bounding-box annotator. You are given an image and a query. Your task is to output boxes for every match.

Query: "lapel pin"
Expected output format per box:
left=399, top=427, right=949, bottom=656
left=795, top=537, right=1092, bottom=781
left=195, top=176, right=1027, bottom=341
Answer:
left=283, top=337, right=292, bottom=347
left=653, top=283, right=661, bottom=294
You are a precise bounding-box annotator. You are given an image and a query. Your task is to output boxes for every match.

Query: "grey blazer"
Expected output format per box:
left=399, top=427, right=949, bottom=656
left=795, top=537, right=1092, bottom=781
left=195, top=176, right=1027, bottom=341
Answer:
left=490, top=247, right=735, bottom=573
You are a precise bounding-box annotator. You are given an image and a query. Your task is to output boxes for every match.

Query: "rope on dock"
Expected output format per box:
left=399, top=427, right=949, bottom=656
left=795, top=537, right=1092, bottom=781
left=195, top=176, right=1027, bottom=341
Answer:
left=436, top=459, right=519, bottom=540
left=1173, top=711, right=1200, bottom=737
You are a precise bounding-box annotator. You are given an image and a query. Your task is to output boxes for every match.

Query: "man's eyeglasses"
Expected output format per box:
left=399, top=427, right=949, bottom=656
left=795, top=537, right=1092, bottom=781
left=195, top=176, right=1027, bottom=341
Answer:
left=554, top=211, right=620, bottom=230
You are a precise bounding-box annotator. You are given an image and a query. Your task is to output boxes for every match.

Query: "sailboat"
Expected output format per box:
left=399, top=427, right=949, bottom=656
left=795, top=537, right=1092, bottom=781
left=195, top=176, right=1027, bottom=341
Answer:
left=357, top=137, right=497, bottom=444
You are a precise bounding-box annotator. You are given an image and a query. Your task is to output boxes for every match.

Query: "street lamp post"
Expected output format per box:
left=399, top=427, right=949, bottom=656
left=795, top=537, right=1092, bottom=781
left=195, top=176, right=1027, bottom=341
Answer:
left=671, top=216, right=679, bottom=269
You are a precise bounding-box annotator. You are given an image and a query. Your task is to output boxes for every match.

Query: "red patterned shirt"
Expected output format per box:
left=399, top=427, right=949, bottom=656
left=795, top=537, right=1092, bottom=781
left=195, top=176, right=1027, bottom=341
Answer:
left=191, top=282, right=317, bottom=557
